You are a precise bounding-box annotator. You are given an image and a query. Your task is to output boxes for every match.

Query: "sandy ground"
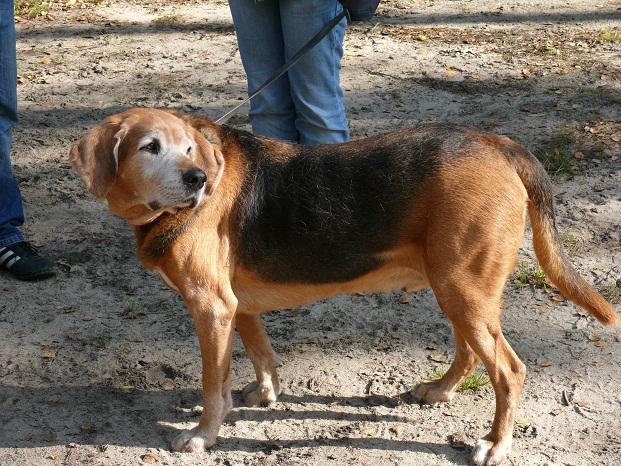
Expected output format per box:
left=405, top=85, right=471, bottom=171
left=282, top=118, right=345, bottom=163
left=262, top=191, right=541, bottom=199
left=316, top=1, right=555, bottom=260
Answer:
left=1, top=0, right=620, bottom=465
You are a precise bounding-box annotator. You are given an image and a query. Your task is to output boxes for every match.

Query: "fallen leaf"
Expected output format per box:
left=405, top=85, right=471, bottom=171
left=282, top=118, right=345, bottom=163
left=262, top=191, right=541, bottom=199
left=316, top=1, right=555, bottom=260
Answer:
left=549, top=408, right=562, bottom=416
left=141, top=452, right=159, bottom=463
left=593, top=360, right=605, bottom=366
left=398, top=294, right=410, bottom=304
left=361, top=427, right=375, bottom=436
left=41, top=352, right=56, bottom=359
left=515, top=417, right=531, bottom=428
left=539, top=362, right=552, bottom=367
left=594, top=340, right=608, bottom=349
left=430, top=353, right=449, bottom=363
left=389, top=425, right=405, bottom=436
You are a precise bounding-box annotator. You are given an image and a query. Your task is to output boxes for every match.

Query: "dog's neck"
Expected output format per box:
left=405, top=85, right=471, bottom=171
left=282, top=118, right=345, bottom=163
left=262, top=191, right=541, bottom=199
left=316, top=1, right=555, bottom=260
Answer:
left=132, top=208, right=199, bottom=268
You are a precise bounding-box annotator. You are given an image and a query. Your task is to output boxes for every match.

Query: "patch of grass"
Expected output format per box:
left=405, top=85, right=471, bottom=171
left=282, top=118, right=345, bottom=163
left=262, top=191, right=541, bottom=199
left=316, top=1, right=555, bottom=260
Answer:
left=599, top=30, right=621, bottom=42
left=600, top=282, right=621, bottom=304
left=15, top=0, right=49, bottom=17
left=513, top=261, right=550, bottom=289
left=152, top=14, right=185, bottom=25
left=121, top=295, right=141, bottom=319
left=427, top=368, right=490, bottom=392
left=232, top=348, right=247, bottom=359
left=535, top=132, right=578, bottom=175
left=513, top=262, right=551, bottom=290
left=560, top=231, right=587, bottom=255
left=536, top=146, right=574, bottom=175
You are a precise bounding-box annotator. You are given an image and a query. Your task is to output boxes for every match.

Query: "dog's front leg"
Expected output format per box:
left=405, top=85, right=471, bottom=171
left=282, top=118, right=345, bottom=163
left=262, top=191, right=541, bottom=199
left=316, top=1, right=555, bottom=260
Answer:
left=235, top=313, right=282, bottom=406
left=171, top=293, right=236, bottom=453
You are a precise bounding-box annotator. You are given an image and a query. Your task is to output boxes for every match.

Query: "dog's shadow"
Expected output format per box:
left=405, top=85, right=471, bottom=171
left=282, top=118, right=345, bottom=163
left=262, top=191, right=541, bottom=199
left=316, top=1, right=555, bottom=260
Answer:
left=0, top=384, right=469, bottom=463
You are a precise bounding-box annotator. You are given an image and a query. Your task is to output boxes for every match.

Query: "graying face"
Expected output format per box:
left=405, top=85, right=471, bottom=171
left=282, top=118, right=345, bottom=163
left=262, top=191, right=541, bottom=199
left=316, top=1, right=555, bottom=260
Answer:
left=107, top=112, right=209, bottom=224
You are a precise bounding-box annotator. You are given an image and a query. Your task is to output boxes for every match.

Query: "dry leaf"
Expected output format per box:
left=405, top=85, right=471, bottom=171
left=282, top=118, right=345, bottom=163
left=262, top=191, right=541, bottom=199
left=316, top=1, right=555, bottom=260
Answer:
left=430, top=353, right=449, bottom=363
left=398, top=294, right=410, bottom=304
left=594, top=340, right=608, bottom=349
left=539, top=362, right=552, bottom=367
left=389, top=425, right=405, bottom=436
left=361, top=427, right=375, bottom=436
left=141, top=452, right=160, bottom=463
left=41, top=352, right=56, bottom=359
left=515, top=417, right=531, bottom=428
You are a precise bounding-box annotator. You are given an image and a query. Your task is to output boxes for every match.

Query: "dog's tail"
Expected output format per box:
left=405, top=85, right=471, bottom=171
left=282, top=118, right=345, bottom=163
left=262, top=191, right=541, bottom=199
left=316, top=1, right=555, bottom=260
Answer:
left=500, top=138, right=618, bottom=327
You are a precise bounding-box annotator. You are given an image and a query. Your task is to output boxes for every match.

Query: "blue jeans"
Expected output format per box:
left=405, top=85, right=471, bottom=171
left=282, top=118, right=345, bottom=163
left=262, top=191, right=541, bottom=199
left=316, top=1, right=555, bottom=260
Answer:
left=228, top=0, right=349, bottom=145
left=0, top=1, right=24, bottom=248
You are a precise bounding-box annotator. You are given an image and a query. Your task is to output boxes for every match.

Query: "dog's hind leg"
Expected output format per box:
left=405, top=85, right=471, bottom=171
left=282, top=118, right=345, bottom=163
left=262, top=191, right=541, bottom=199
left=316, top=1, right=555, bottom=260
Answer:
left=412, top=328, right=481, bottom=403
left=235, top=313, right=283, bottom=406
left=430, top=280, right=526, bottom=466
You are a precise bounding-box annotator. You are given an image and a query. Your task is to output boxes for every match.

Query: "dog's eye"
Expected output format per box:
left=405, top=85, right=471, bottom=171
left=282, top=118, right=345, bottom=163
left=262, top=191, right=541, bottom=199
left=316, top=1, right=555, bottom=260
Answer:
left=141, top=141, right=158, bottom=153
left=186, top=146, right=192, bottom=155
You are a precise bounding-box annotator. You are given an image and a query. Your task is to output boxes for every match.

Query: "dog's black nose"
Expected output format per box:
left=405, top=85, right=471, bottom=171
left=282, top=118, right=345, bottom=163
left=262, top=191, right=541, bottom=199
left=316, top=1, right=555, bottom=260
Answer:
left=182, top=169, right=207, bottom=190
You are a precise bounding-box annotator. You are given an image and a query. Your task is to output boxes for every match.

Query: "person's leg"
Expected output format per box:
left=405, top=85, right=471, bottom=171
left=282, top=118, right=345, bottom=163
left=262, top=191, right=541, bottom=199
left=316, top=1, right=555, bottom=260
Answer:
left=280, top=0, right=349, bottom=145
left=0, top=3, right=55, bottom=280
left=0, top=1, right=25, bottom=248
left=228, top=0, right=298, bottom=142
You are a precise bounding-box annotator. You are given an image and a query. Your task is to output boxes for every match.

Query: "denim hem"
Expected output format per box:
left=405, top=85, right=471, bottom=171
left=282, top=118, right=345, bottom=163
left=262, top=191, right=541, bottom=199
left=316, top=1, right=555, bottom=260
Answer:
left=0, top=233, right=25, bottom=248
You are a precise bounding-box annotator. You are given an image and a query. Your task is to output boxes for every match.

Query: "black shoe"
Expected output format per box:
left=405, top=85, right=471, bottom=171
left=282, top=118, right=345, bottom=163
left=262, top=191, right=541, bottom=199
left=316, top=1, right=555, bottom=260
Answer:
left=0, top=241, right=56, bottom=281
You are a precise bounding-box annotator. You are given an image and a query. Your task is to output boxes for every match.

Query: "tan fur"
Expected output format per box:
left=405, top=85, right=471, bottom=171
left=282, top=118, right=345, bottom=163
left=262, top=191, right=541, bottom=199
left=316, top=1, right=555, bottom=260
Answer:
left=71, top=109, right=618, bottom=466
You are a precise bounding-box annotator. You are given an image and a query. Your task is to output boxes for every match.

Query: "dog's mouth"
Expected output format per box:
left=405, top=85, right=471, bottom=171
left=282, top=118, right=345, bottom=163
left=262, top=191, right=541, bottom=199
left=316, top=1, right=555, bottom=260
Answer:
left=148, top=195, right=201, bottom=214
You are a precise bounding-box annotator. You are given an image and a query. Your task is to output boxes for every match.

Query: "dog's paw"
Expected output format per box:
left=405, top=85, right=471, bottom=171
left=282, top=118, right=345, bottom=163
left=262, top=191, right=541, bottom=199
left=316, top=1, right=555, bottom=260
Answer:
left=469, top=438, right=511, bottom=465
left=411, top=380, right=455, bottom=404
left=170, top=427, right=216, bottom=453
left=242, top=380, right=281, bottom=407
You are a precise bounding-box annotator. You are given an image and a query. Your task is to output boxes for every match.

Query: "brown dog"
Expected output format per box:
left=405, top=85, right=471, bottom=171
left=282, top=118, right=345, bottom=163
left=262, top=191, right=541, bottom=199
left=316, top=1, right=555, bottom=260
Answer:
left=71, top=108, right=618, bottom=465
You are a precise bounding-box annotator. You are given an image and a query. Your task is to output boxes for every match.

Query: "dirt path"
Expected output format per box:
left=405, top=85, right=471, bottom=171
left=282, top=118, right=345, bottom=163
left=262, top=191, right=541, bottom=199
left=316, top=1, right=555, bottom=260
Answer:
left=1, top=1, right=620, bottom=465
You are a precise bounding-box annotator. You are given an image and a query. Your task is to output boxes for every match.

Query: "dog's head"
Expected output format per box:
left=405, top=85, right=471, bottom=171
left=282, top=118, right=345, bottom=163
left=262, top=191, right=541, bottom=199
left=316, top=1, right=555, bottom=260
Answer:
left=71, top=108, right=224, bottom=225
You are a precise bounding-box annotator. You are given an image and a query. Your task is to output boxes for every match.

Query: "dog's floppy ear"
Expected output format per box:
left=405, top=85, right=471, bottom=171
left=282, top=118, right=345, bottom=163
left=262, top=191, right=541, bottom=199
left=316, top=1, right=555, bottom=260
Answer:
left=194, top=128, right=225, bottom=197
left=71, top=117, right=127, bottom=199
